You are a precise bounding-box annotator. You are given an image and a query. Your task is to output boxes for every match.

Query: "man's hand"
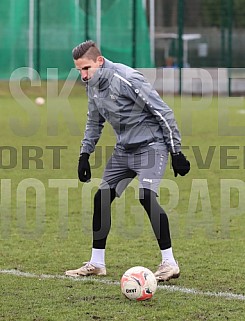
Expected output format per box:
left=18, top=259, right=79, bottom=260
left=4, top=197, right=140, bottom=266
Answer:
left=171, top=152, right=190, bottom=177
left=78, top=153, right=91, bottom=182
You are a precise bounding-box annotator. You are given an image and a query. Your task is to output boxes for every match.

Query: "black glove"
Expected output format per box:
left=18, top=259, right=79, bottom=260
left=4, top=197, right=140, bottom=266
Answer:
left=78, top=153, right=91, bottom=182
left=171, top=152, right=190, bottom=177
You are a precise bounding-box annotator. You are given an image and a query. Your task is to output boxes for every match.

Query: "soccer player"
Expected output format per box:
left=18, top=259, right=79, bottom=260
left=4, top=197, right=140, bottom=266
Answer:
left=65, top=40, right=190, bottom=281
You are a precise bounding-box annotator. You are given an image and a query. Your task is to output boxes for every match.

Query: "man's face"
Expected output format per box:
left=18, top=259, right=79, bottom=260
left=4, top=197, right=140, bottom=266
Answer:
left=74, top=56, right=104, bottom=82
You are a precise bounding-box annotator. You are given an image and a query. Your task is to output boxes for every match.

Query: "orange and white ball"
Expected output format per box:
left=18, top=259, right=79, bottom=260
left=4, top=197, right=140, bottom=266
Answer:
left=121, top=266, right=157, bottom=301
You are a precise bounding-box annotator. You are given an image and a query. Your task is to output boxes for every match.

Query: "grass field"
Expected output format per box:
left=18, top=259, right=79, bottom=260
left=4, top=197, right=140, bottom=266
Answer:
left=0, top=81, right=245, bottom=320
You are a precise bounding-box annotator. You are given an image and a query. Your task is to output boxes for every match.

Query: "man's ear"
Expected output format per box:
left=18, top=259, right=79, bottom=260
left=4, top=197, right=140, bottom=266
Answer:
left=97, top=56, right=104, bottom=66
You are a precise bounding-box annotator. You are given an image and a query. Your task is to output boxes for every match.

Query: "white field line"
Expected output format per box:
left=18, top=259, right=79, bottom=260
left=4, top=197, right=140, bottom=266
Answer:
left=1, top=269, right=245, bottom=301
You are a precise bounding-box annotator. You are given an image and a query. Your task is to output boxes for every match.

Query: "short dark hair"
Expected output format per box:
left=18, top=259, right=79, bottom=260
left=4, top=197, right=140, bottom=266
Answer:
left=72, top=40, right=101, bottom=61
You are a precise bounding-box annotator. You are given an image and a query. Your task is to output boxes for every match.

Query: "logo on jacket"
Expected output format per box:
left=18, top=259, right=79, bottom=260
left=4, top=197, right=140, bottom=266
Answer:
left=110, top=94, right=116, bottom=100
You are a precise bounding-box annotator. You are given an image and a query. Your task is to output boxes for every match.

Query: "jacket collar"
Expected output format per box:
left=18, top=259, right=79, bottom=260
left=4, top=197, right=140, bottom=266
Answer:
left=87, top=58, right=115, bottom=90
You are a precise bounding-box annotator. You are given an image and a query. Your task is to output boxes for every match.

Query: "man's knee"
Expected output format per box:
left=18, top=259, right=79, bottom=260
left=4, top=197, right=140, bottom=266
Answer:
left=94, top=189, right=102, bottom=204
left=139, top=188, right=157, bottom=208
left=94, top=188, right=116, bottom=206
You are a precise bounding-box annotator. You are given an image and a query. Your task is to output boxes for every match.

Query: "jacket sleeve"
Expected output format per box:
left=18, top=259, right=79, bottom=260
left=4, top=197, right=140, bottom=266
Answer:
left=128, top=72, right=181, bottom=154
left=80, top=96, right=105, bottom=155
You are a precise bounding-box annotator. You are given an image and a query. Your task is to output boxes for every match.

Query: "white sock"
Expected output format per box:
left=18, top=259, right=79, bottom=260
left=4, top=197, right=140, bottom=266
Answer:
left=161, top=248, right=177, bottom=266
left=90, top=248, right=105, bottom=267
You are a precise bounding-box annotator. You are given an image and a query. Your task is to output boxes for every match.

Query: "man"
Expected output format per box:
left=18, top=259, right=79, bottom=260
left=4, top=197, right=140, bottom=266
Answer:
left=65, top=40, right=190, bottom=281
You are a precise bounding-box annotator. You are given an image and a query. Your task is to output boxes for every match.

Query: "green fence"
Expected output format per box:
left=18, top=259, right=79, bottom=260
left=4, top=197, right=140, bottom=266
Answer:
left=0, top=0, right=152, bottom=80
left=1, top=0, right=244, bottom=81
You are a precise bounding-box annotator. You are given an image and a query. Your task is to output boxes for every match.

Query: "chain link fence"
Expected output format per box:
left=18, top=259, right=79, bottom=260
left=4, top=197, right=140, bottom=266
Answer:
left=1, top=0, right=244, bottom=94
left=154, top=0, right=244, bottom=69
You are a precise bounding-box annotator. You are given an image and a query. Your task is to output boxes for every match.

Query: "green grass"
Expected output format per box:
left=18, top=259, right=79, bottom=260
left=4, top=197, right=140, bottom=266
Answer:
left=0, top=81, right=245, bottom=320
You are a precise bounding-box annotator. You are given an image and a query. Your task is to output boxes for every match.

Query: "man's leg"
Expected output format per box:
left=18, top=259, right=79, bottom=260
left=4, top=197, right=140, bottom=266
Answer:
left=65, top=188, right=116, bottom=277
left=139, top=188, right=180, bottom=281
left=90, top=188, right=116, bottom=266
left=65, top=148, right=135, bottom=277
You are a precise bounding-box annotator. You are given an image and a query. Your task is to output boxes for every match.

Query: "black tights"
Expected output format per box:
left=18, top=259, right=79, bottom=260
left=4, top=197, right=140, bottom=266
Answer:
left=92, top=188, right=171, bottom=250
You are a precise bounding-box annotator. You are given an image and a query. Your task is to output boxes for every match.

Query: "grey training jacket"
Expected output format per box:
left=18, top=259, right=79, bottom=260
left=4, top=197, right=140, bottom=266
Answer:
left=81, top=58, right=181, bottom=155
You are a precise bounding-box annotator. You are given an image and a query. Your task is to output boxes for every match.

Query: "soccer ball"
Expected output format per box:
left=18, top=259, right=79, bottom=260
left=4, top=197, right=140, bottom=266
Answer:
left=35, top=97, right=45, bottom=105
left=120, top=266, right=157, bottom=301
